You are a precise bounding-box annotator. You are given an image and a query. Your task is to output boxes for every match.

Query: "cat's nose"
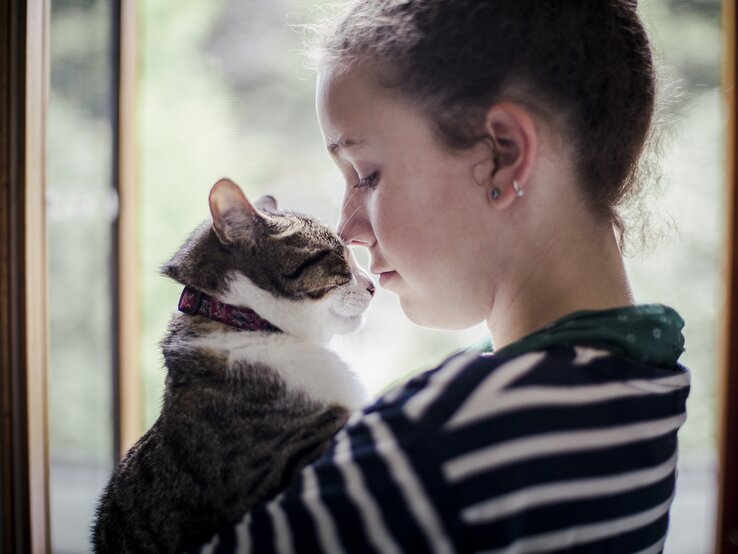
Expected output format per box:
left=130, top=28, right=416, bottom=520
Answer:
left=367, top=283, right=375, bottom=297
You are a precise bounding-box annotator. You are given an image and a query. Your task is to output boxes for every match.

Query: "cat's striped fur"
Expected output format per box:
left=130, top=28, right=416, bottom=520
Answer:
left=91, top=179, right=372, bottom=553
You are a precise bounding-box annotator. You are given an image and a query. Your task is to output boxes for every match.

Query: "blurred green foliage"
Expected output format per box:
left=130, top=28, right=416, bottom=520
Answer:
left=45, top=1, right=723, bottom=550
left=47, top=0, right=116, bottom=550
left=47, top=0, right=726, bottom=470
left=628, top=0, right=724, bottom=456
left=137, top=0, right=726, bottom=459
left=48, top=0, right=113, bottom=465
left=48, top=0, right=726, bottom=552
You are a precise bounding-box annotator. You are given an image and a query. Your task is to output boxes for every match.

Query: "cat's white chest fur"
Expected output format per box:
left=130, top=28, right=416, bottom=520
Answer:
left=182, top=330, right=369, bottom=411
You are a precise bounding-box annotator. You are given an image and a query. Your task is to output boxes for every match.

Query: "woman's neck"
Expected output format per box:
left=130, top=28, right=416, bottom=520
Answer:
left=485, top=219, right=635, bottom=351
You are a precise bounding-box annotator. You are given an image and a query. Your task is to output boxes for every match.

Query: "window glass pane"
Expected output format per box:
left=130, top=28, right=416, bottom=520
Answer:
left=137, top=3, right=724, bottom=554
left=137, top=0, right=472, bottom=431
left=628, top=2, right=723, bottom=553
left=47, top=0, right=115, bottom=552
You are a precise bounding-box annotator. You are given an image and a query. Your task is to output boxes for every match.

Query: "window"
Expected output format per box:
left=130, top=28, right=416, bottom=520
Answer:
left=46, top=1, right=117, bottom=552
left=1, top=1, right=737, bottom=552
left=135, top=5, right=729, bottom=550
left=624, top=1, right=726, bottom=551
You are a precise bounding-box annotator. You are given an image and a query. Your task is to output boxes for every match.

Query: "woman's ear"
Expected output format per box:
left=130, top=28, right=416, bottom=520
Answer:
left=483, top=102, right=538, bottom=210
left=209, top=178, right=264, bottom=245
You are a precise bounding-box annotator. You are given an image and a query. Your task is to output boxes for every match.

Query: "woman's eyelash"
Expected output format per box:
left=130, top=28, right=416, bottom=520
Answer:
left=354, top=171, right=379, bottom=190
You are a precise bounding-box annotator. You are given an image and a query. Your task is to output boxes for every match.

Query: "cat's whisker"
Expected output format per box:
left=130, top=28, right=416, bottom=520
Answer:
left=299, top=277, right=362, bottom=296
left=340, top=189, right=359, bottom=212
left=337, top=202, right=363, bottom=238
left=299, top=284, right=339, bottom=296
left=335, top=190, right=358, bottom=237
left=342, top=234, right=363, bottom=245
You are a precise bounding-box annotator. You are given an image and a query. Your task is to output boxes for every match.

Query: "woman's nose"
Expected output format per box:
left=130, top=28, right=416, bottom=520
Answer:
left=336, top=192, right=373, bottom=246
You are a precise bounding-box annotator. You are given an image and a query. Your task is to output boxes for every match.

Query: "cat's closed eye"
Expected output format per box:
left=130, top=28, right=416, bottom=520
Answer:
left=283, top=250, right=334, bottom=280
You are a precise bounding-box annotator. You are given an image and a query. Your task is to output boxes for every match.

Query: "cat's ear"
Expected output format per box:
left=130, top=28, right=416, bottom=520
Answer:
left=209, top=178, right=264, bottom=245
left=254, top=194, right=278, bottom=212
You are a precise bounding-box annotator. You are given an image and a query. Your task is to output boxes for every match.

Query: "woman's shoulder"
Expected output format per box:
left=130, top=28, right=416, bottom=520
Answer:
left=359, top=343, right=691, bottom=434
left=313, top=344, right=690, bottom=554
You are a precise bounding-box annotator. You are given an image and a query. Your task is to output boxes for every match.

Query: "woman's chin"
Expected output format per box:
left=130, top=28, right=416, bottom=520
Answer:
left=400, top=298, right=480, bottom=331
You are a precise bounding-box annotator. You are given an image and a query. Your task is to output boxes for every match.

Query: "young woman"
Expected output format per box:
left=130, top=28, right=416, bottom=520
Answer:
left=192, top=1, right=690, bottom=552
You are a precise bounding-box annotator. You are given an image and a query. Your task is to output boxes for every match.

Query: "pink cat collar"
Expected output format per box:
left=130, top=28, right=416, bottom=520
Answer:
left=178, top=286, right=282, bottom=333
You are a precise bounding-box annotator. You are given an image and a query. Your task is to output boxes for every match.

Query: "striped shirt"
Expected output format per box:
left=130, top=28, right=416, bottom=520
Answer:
left=190, top=343, right=691, bottom=554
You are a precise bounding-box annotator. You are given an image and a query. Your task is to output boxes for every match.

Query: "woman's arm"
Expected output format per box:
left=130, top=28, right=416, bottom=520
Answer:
left=186, top=406, right=462, bottom=554
left=187, top=346, right=689, bottom=554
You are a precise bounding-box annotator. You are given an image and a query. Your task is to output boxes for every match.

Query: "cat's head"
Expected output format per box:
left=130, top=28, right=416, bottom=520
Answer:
left=162, top=178, right=375, bottom=344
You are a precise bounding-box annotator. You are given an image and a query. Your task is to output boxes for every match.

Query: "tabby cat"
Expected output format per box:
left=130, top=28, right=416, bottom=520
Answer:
left=91, top=178, right=373, bottom=553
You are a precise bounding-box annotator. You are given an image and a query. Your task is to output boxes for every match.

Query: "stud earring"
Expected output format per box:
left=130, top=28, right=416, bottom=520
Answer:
left=491, top=188, right=501, bottom=200
left=513, top=179, right=525, bottom=198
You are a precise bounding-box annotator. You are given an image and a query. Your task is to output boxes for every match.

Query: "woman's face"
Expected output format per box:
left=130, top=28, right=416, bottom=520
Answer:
left=316, top=65, right=501, bottom=329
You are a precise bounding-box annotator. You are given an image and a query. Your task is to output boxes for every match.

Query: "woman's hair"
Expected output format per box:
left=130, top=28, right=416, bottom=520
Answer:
left=304, top=0, right=664, bottom=253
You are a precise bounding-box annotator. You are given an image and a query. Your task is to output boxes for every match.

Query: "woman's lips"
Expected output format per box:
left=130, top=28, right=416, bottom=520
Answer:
left=379, top=271, right=398, bottom=287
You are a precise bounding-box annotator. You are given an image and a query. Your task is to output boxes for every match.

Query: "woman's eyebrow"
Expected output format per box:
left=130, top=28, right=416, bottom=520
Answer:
left=328, top=136, right=366, bottom=156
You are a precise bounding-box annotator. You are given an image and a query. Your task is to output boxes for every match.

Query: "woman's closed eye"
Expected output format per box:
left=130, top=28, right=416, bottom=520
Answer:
left=355, top=171, right=379, bottom=190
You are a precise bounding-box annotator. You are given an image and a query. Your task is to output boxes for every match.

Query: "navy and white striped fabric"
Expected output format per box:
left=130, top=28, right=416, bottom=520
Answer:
left=191, top=343, right=691, bottom=554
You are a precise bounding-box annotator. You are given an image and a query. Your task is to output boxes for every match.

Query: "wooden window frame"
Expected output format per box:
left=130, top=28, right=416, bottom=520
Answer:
left=0, top=0, right=50, bottom=552
left=116, top=0, right=142, bottom=459
left=719, top=2, right=738, bottom=553
left=0, top=0, right=140, bottom=550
